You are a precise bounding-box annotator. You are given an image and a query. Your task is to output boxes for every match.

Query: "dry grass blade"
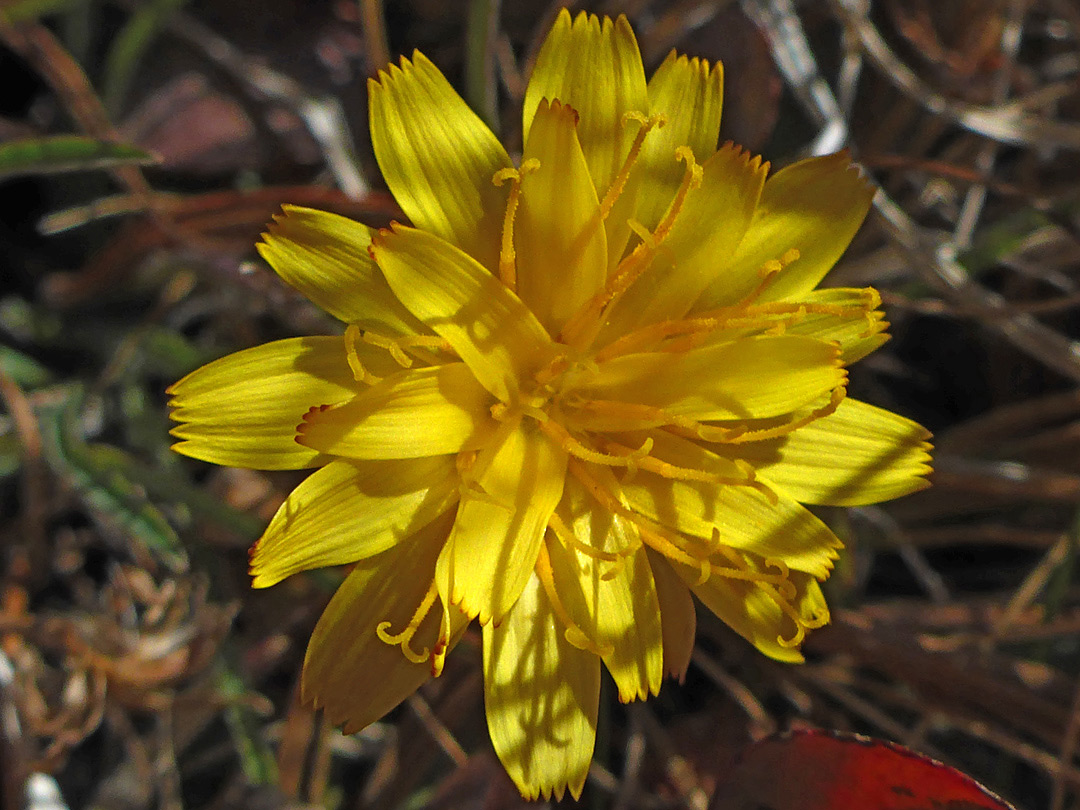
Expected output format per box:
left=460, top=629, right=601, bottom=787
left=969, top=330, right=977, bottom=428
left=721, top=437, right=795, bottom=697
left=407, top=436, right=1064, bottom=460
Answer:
left=875, top=191, right=1080, bottom=383
left=833, top=0, right=1080, bottom=150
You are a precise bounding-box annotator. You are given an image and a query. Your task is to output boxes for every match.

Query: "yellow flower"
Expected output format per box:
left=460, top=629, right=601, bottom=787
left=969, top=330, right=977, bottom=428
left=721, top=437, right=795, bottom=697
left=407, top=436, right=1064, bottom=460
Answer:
left=168, top=9, right=932, bottom=800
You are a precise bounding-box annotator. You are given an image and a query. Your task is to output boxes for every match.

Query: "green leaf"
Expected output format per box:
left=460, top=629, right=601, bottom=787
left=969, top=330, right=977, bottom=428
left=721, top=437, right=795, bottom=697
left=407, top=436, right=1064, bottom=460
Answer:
left=0, top=344, right=53, bottom=389
left=217, top=666, right=278, bottom=785
left=38, top=387, right=189, bottom=572
left=0, top=136, right=156, bottom=179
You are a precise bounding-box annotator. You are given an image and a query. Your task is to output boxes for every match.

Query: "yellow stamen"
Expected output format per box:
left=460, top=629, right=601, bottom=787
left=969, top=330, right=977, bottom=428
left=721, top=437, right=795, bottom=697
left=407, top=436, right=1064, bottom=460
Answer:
left=376, top=578, right=439, bottom=664
left=536, top=417, right=652, bottom=470
left=597, top=439, right=777, bottom=503
left=593, top=250, right=804, bottom=362
left=344, top=324, right=382, bottom=385
left=560, top=146, right=703, bottom=350
left=363, top=330, right=413, bottom=368
left=535, top=540, right=613, bottom=657
left=689, top=386, right=848, bottom=444
left=763, top=578, right=830, bottom=648
left=653, top=147, right=705, bottom=241
left=547, top=512, right=640, bottom=581
left=595, top=317, right=715, bottom=363
left=637, top=523, right=712, bottom=584
left=558, top=402, right=793, bottom=500
left=708, top=544, right=797, bottom=599
left=568, top=459, right=813, bottom=645
left=548, top=513, right=619, bottom=562
left=492, top=159, right=540, bottom=291
left=708, top=544, right=824, bottom=647
left=598, top=111, right=666, bottom=222
left=568, top=459, right=704, bottom=576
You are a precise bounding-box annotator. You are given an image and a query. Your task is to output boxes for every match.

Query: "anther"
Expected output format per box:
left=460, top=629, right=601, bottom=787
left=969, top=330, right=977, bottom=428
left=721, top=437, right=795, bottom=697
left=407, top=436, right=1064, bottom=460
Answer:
left=600, top=439, right=759, bottom=490
left=764, top=557, right=797, bottom=599
left=362, top=331, right=413, bottom=368
left=376, top=579, right=440, bottom=664
left=535, top=541, right=614, bottom=657
left=492, top=159, right=540, bottom=291
left=345, top=324, right=383, bottom=385
left=547, top=513, right=640, bottom=582
left=561, top=146, right=705, bottom=350
left=598, top=112, right=667, bottom=222
left=698, top=386, right=848, bottom=445
left=537, top=418, right=651, bottom=469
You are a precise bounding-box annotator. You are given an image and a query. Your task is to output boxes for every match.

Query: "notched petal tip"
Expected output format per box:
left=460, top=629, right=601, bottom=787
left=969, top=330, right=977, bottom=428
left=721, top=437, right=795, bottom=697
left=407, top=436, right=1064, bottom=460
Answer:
left=716, top=139, right=768, bottom=175
left=247, top=537, right=280, bottom=589
left=661, top=49, right=723, bottom=83
left=367, top=221, right=404, bottom=254
left=167, top=438, right=192, bottom=456
left=366, top=51, right=421, bottom=94
left=571, top=8, right=597, bottom=28
left=822, top=149, right=877, bottom=197
left=294, top=403, right=337, bottom=445
left=614, top=679, right=658, bottom=704
left=538, top=97, right=580, bottom=126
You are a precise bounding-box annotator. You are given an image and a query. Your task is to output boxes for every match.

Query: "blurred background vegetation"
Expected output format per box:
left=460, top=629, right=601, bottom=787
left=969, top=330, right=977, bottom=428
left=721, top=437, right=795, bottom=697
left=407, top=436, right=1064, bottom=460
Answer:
left=1, top=0, right=1080, bottom=808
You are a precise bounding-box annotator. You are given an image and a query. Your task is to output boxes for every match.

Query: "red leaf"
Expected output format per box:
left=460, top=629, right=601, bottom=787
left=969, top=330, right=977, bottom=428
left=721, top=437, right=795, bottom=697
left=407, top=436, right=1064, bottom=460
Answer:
left=710, top=729, right=1016, bottom=810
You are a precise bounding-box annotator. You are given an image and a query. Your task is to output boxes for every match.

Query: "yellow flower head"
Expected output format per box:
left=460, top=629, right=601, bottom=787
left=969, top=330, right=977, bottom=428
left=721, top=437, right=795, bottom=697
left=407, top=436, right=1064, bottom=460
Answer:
left=168, top=9, right=932, bottom=800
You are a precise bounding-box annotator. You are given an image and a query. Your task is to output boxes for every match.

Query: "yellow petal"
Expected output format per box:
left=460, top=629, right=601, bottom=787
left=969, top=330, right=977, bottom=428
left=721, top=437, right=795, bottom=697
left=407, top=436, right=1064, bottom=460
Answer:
left=257, top=206, right=424, bottom=335
left=568, top=335, right=844, bottom=425
left=636, top=51, right=724, bottom=231
left=371, top=224, right=558, bottom=403
left=250, top=457, right=459, bottom=588
left=369, top=51, right=511, bottom=271
left=437, top=421, right=567, bottom=625
left=524, top=10, right=647, bottom=264
left=295, top=362, right=495, bottom=459
left=549, top=476, right=663, bottom=702
left=644, top=548, right=696, bottom=681
left=602, top=143, right=766, bottom=338
left=301, top=513, right=469, bottom=733
left=483, top=572, right=599, bottom=801
left=620, top=430, right=843, bottom=579
left=724, top=398, right=933, bottom=506
left=168, top=336, right=357, bottom=470
left=526, top=10, right=647, bottom=199
left=694, top=152, right=875, bottom=309
left=677, top=563, right=828, bottom=663
left=515, top=99, right=607, bottom=335
left=778, top=288, right=889, bottom=363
